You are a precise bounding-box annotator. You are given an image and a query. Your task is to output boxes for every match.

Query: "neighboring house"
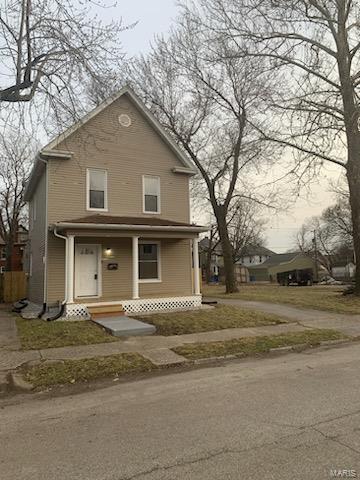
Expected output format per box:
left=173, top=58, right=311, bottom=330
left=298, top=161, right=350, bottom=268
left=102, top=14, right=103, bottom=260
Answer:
left=237, top=246, right=276, bottom=267
left=199, top=239, right=273, bottom=283
left=0, top=225, right=28, bottom=273
left=24, top=86, right=206, bottom=318
left=199, top=237, right=222, bottom=280
left=248, top=252, right=318, bottom=283
left=328, top=255, right=356, bottom=281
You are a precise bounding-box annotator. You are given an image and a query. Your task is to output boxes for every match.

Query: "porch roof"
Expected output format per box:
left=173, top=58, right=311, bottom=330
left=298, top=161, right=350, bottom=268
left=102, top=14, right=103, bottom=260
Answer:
left=54, top=214, right=208, bottom=234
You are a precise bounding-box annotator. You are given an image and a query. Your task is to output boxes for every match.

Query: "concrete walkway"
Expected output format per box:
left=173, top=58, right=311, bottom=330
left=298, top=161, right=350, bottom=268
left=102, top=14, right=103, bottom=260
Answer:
left=206, top=297, right=360, bottom=337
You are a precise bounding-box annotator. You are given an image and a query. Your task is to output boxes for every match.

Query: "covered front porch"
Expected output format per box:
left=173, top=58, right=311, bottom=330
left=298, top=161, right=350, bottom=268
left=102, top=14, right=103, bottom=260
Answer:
left=49, top=216, right=206, bottom=318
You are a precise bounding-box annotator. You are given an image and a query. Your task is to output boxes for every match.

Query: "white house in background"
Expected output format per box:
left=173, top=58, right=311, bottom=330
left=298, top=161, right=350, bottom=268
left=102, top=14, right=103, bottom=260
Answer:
left=237, top=246, right=276, bottom=267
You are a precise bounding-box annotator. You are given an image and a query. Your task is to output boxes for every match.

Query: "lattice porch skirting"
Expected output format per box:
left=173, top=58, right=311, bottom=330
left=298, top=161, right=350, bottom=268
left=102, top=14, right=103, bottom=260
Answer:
left=64, top=295, right=202, bottom=320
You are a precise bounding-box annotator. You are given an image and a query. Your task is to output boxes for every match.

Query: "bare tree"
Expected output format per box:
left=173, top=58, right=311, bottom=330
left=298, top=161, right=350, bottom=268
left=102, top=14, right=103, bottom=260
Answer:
left=202, top=0, right=360, bottom=293
left=229, top=199, right=267, bottom=263
left=0, top=0, right=128, bottom=126
left=201, top=200, right=266, bottom=284
left=297, top=218, right=334, bottom=274
left=322, top=197, right=353, bottom=246
left=128, top=8, right=279, bottom=293
left=200, top=225, right=221, bottom=284
left=296, top=195, right=353, bottom=274
left=0, top=132, right=33, bottom=271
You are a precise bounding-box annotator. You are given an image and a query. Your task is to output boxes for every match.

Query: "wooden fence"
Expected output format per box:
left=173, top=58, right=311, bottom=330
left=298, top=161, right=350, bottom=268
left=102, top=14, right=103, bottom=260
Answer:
left=2, top=271, right=27, bottom=303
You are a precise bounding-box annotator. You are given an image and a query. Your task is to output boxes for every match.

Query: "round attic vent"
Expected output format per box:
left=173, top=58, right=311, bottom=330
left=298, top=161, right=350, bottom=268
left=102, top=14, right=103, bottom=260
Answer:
left=118, top=114, right=132, bottom=127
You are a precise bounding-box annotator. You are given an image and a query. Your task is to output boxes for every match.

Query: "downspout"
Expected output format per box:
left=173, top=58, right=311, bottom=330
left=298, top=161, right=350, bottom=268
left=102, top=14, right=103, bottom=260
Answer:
left=46, top=226, right=68, bottom=321
left=37, top=154, right=49, bottom=319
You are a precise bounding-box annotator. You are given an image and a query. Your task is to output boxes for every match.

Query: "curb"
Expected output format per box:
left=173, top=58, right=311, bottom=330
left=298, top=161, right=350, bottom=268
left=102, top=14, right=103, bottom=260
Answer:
left=320, top=339, right=351, bottom=347
left=192, top=339, right=355, bottom=366
left=0, top=371, right=9, bottom=394
left=8, top=372, right=34, bottom=392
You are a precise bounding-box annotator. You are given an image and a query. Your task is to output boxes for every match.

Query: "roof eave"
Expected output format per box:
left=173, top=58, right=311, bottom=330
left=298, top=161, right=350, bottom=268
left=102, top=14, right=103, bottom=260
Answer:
left=53, top=222, right=208, bottom=233
left=23, top=150, right=73, bottom=201
left=172, top=167, right=197, bottom=176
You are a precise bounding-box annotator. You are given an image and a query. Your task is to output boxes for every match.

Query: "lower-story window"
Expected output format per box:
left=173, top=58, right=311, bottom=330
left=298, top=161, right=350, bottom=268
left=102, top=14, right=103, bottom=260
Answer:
left=139, top=243, right=161, bottom=282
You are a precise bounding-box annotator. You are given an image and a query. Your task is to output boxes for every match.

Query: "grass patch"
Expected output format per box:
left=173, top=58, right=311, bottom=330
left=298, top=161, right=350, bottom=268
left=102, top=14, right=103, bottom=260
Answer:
left=203, top=284, right=360, bottom=315
left=22, top=353, right=155, bottom=388
left=16, top=318, right=119, bottom=350
left=173, top=329, right=347, bottom=360
left=135, top=305, right=287, bottom=336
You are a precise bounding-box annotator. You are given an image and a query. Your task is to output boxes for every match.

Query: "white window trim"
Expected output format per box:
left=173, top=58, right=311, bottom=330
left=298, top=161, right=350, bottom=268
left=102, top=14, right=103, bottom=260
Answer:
left=142, top=175, right=161, bottom=214
left=138, top=240, right=162, bottom=283
left=86, top=168, right=108, bottom=212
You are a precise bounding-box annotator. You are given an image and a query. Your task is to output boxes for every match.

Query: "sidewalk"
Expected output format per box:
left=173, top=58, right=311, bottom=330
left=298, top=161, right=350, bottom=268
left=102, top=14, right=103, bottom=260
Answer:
left=0, top=320, right=308, bottom=370
left=1, top=299, right=360, bottom=372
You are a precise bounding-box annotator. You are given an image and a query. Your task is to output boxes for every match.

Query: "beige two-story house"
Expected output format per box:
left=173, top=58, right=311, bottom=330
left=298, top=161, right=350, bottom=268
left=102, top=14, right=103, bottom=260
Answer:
left=24, top=86, right=206, bottom=319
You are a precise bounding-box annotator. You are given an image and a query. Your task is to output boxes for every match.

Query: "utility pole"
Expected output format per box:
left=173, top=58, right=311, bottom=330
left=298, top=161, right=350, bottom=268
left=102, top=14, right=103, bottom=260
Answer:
left=312, top=230, right=319, bottom=282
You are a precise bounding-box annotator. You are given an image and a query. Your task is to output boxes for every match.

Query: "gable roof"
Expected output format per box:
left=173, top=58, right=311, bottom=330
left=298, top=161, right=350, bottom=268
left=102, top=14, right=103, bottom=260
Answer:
left=45, top=85, right=196, bottom=171
left=24, top=85, right=197, bottom=201
left=249, top=252, right=302, bottom=269
left=240, top=246, right=276, bottom=257
left=199, top=237, right=222, bottom=255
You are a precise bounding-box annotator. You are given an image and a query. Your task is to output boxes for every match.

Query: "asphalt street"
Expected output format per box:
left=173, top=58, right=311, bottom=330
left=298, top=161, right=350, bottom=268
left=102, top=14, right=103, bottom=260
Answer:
left=2, top=344, right=360, bottom=479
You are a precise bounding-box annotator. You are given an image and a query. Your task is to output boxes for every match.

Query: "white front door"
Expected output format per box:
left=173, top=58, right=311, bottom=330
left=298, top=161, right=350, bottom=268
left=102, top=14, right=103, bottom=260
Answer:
left=75, top=244, right=100, bottom=297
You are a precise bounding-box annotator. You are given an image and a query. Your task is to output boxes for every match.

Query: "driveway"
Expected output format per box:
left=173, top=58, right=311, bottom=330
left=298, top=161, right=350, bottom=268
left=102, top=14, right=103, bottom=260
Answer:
left=2, top=342, right=360, bottom=479
left=206, top=297, right=360, bottom=337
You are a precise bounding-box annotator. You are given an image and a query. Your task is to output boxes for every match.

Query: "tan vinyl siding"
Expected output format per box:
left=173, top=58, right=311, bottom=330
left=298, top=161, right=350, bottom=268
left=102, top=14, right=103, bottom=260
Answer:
left=28, top=171, right=47, bottom=304
left=47, top=95, right=190, bottom=225
left=46, top=234, right=66, bottom=304
left=46, top=236, right=193, bottom=304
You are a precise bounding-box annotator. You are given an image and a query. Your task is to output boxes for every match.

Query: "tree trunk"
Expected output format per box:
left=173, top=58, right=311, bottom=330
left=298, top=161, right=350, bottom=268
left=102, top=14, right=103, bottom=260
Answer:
left=336, top=13, right=360, bottom=294
left=5, top=236, right=14, bottom=272
left=347, top=167, right=360, bottom=293
left=205, top=248, right=212, bottom=284
left=215, top=207, right=238, bottom=293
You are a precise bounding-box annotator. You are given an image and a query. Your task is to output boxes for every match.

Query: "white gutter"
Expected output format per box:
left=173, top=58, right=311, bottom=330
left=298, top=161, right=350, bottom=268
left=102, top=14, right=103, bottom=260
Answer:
left=54, top=222, right=208, bottom=233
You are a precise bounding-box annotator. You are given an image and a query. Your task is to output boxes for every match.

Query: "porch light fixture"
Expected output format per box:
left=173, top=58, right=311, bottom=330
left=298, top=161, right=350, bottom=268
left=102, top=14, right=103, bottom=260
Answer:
left=105, top=247, right=112, bottom=255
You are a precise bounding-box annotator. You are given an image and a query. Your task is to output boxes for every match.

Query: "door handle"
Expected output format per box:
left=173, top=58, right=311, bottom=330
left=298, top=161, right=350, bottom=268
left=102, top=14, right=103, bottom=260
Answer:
left=94, top=274, right=98, bottom=280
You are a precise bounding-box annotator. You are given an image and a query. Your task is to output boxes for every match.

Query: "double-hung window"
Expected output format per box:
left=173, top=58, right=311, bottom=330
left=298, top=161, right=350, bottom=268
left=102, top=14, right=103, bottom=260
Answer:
left=139, top=243, right=161, bottom=282
left=143, top=175, right=160, bottom=214
left=87, top=169, right=108, bottom=211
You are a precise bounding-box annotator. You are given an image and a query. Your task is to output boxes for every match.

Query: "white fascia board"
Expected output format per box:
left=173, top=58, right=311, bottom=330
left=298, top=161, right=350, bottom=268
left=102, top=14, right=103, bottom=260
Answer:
left=54, top=222, right=208, bottom=233
left=172, top=167, right=197, bottom=176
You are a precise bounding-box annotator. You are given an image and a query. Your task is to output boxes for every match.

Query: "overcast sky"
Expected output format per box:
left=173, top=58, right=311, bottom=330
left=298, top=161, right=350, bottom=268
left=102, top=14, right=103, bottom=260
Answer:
left=105, top=1, right=341, bottom=253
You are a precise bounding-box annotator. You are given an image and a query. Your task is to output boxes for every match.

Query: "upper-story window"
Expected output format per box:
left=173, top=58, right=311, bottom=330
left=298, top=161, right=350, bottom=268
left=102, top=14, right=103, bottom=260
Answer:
left=87, top=168, right=108, bottom=211
left=143, top=175, right=160, bottom=214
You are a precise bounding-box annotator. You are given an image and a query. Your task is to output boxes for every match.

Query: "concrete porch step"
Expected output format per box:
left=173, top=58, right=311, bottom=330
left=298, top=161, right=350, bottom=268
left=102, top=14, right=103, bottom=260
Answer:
left=92, top=316, right=156, bottom=337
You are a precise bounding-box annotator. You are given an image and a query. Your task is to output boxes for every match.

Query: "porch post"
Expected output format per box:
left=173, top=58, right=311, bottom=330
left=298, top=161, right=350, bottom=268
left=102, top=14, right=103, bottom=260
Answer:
left=67, top=235, right=75, bottom=303
left=132, top=236, right=139, bottom=299
left=193, top=237, right=201, bottom=295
